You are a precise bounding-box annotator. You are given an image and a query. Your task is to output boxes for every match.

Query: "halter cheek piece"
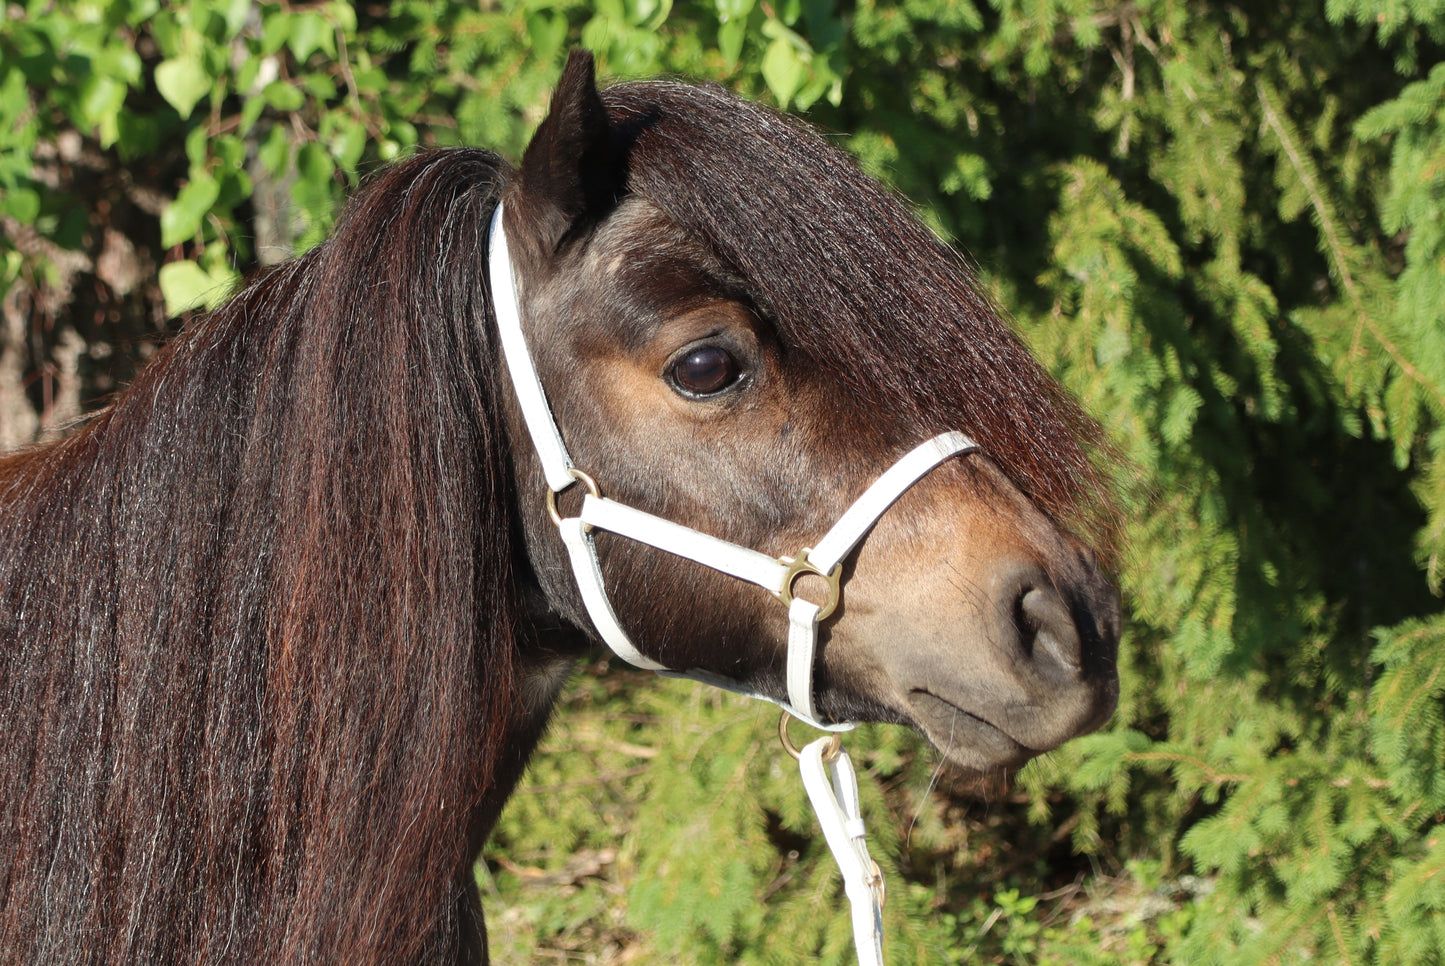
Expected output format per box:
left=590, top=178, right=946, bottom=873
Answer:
left=487, top=204, right=978, bottom=965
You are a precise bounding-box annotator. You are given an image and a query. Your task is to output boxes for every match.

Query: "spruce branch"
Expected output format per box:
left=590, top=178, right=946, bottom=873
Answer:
left=1124, top=751, right=1252, bottom=785
left=1255, top=78, right=1445, bottom=416
left=1326, top=901, right=1359, bottom=966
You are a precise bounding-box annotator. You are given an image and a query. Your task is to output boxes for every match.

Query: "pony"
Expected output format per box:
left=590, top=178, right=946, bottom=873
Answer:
left=0, top=52, right=1120, bottom=964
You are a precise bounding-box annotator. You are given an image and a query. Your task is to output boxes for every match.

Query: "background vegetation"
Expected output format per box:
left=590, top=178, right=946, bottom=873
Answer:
left=3, top=0, right=1443, bottom=962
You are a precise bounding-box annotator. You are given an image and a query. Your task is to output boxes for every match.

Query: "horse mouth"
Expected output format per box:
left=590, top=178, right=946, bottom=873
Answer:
left=905, top=690, right=1040, bottom=774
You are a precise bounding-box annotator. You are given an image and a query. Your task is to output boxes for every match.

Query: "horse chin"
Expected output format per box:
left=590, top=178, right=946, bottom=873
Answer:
left=904, top=690, right=1042, bottom=775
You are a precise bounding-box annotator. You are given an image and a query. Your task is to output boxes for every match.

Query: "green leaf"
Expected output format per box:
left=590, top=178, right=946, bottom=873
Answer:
left=154, top=56, right=209, bottom=120
left=301, top=73, right=338, bottom=100
left=324, top=0, right=358, bottom=34
left=287, top=11, right=335, bottom=63
left=158, top=259, right=235, bottom=315
left=220, top=0, right=252, bottom=38
left=716, top=0, right=754, bottom=21
left=93, top=47, right=143, bottom=85
left=526, top=12, right=568, bottom=61
left=160, top=176, right=221, bottom=248
left=211, top=134, right=246, bottom=172
left=2, top=186, right=40, bottom=223
left=184, top=125, right=211, bottom=171
left=0, top=68, right=28, bottom=125
left=147, top=12, right=184, bottom=58
left=262, top=80, right=305, bottom=112
left=258, top=124, right=291, bottom=177
left=239, top=93, right=267, bottom=134
left=718, top=17, right=747, bottom=67
left=260, top=11, right=291, bottom=55
left=296, top=142, right=334, bottom=185
left=624, top=0, right=672, bottom=29
left=78, top=75, right=127, bottom=138
left=328, top=116, right=366, bottom=169
left=760, top=35, right=806, bottom=107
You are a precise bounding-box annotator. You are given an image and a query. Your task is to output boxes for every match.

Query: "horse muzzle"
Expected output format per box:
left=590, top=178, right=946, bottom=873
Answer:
left=841, top=544, right=1121, bottom=773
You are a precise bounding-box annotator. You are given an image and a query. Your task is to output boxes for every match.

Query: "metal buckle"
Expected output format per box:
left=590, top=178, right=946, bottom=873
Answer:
left=774, top=548, right=843, bottom=621
left=545, top=467, right=601, bottom=530
left=778, top=711, right=842, bottom=762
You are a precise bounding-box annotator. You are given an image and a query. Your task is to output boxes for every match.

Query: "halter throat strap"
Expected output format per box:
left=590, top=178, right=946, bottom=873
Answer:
left=486, top=203, right=977, bottom=728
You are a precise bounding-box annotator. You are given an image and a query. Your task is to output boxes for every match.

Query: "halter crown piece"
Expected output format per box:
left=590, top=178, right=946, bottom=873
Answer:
left=487, top=204, right=979, bottom=966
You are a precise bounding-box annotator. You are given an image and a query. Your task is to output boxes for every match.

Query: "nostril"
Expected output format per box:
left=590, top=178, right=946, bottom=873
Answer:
left=1016, top=585, right=1083, bottom=672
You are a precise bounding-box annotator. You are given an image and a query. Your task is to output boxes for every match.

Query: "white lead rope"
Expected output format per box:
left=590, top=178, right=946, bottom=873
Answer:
left=488, top=203, right=978, bottom=964
left=784, top=720, right=886, bottom=966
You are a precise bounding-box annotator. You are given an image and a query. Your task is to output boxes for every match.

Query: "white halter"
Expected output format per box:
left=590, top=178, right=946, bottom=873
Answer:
left=487, top=203, right=977, bottom=964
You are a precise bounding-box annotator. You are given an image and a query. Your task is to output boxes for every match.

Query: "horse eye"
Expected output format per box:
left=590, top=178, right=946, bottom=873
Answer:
left=670, top=345, right=742, bottom=397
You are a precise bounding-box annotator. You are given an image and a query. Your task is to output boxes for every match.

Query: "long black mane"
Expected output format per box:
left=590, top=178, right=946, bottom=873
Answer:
left=1, top=149, right=519, bottom=963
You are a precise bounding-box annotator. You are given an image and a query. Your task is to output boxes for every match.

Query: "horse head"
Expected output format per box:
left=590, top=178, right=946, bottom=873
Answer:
left=499, top=52, right=1120, bottom=776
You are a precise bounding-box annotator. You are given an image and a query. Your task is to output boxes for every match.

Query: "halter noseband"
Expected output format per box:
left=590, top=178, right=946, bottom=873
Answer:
left=487, top=203, right=978, bottom=964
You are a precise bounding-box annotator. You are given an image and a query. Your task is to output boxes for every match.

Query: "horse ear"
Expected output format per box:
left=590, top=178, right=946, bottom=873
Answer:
left=514, top=50, right=621, bottom=255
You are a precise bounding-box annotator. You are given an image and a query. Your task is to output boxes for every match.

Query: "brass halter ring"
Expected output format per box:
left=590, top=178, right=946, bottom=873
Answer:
left=545, top=467, right=602, bottom=530
left=868, top=860, right=887, bottom=906
left=778, top=710, right=842, bottom=762
left=773, top=548, right=843, bottom=621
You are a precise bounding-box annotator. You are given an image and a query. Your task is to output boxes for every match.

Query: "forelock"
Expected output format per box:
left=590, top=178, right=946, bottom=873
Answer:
left=600, top=81, right=1120, bottom=551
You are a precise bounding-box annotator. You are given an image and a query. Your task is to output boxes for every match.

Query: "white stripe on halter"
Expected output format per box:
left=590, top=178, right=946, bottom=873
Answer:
left=486, top=203, right=977, bottom=728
